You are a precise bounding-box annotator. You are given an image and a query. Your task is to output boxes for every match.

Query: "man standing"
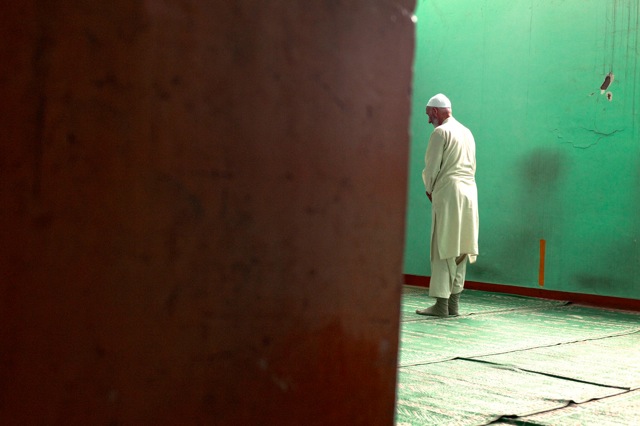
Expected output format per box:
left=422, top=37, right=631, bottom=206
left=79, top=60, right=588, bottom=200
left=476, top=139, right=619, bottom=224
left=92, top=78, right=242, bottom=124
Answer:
left=416, top=94, right=479, bottom=317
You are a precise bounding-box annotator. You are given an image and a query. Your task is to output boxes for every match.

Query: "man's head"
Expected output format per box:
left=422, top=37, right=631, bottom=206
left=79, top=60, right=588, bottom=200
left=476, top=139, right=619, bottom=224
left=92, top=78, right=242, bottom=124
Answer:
left=425, top=93, right=452, bottom=128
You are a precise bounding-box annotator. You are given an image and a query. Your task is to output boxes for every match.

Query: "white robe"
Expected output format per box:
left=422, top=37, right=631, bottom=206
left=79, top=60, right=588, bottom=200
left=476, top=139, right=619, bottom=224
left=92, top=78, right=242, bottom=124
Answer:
left=422, top=117, right=479, bottom=265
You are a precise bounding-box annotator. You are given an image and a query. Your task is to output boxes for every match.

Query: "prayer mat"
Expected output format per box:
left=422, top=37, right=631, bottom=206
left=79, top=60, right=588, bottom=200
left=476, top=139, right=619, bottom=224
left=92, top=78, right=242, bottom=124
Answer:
left=399, top=304, right=640, bottom=367
left=495, top=389, right=640, bottom=426
left=395, top=360, right=624, bottom=426
left=474, top=330, right=640, bottom=391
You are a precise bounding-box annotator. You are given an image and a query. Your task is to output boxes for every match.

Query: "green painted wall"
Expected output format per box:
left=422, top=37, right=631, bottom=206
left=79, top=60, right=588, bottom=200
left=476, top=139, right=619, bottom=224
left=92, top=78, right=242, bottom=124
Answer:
left=404, top=0, right=640, bottom=298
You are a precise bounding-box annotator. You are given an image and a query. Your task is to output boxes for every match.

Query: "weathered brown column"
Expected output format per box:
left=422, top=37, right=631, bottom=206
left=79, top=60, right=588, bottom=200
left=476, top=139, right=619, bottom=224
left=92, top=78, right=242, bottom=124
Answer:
left=0, top=1, right=414, bottom=424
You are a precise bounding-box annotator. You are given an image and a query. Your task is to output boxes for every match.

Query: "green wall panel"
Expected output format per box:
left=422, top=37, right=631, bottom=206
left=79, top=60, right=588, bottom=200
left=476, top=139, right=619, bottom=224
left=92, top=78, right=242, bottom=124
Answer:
left=404, top=0, right=640, bottom=298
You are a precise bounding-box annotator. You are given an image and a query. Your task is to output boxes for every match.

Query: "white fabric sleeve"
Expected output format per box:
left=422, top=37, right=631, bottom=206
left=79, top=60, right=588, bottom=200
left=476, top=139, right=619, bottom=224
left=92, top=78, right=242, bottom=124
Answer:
left=422, top=129, right=445, bottom=194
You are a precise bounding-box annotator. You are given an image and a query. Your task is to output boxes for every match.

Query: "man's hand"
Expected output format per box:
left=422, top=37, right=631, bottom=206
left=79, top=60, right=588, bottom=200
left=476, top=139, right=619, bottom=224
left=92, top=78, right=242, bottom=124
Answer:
left=426, top=191, right=432, bottom=202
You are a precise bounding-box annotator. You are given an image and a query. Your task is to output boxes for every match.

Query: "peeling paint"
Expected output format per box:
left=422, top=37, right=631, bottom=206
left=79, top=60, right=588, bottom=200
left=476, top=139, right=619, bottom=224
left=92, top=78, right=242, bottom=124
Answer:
left=600, top=72, right=614, bottom=92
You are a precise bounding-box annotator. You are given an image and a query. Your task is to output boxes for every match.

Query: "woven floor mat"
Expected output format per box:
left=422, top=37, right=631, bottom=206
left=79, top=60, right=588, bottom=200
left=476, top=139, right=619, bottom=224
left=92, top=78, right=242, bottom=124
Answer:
left=396, top=359, right=624, bottom=426
left=399, top=303, right=640, bottom=367
left=492, top=389, right=640, bottom=425
left=474, top=331, right=640, bottom=390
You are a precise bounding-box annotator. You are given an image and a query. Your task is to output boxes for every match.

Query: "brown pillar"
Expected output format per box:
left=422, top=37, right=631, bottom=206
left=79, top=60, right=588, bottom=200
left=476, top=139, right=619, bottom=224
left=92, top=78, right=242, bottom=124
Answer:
left=0, top=1, right=414, bottom=424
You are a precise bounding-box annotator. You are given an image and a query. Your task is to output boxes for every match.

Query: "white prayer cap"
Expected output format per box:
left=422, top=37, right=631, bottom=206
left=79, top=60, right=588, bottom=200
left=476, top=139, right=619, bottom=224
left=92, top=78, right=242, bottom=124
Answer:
left=427, top=93, right=451, bottom=108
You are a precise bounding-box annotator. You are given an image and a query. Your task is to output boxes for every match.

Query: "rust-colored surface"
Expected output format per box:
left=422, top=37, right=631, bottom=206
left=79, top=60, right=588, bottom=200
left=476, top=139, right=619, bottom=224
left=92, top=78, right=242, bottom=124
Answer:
left=0, top=1, right=415, bottom=424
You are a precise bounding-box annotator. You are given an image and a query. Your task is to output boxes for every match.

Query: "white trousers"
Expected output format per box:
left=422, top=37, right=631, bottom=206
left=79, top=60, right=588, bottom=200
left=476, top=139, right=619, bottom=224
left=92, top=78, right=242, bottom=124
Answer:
left=428, top=254, right=467, bottom=298
left=428, top=222, right=468, bottom=298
